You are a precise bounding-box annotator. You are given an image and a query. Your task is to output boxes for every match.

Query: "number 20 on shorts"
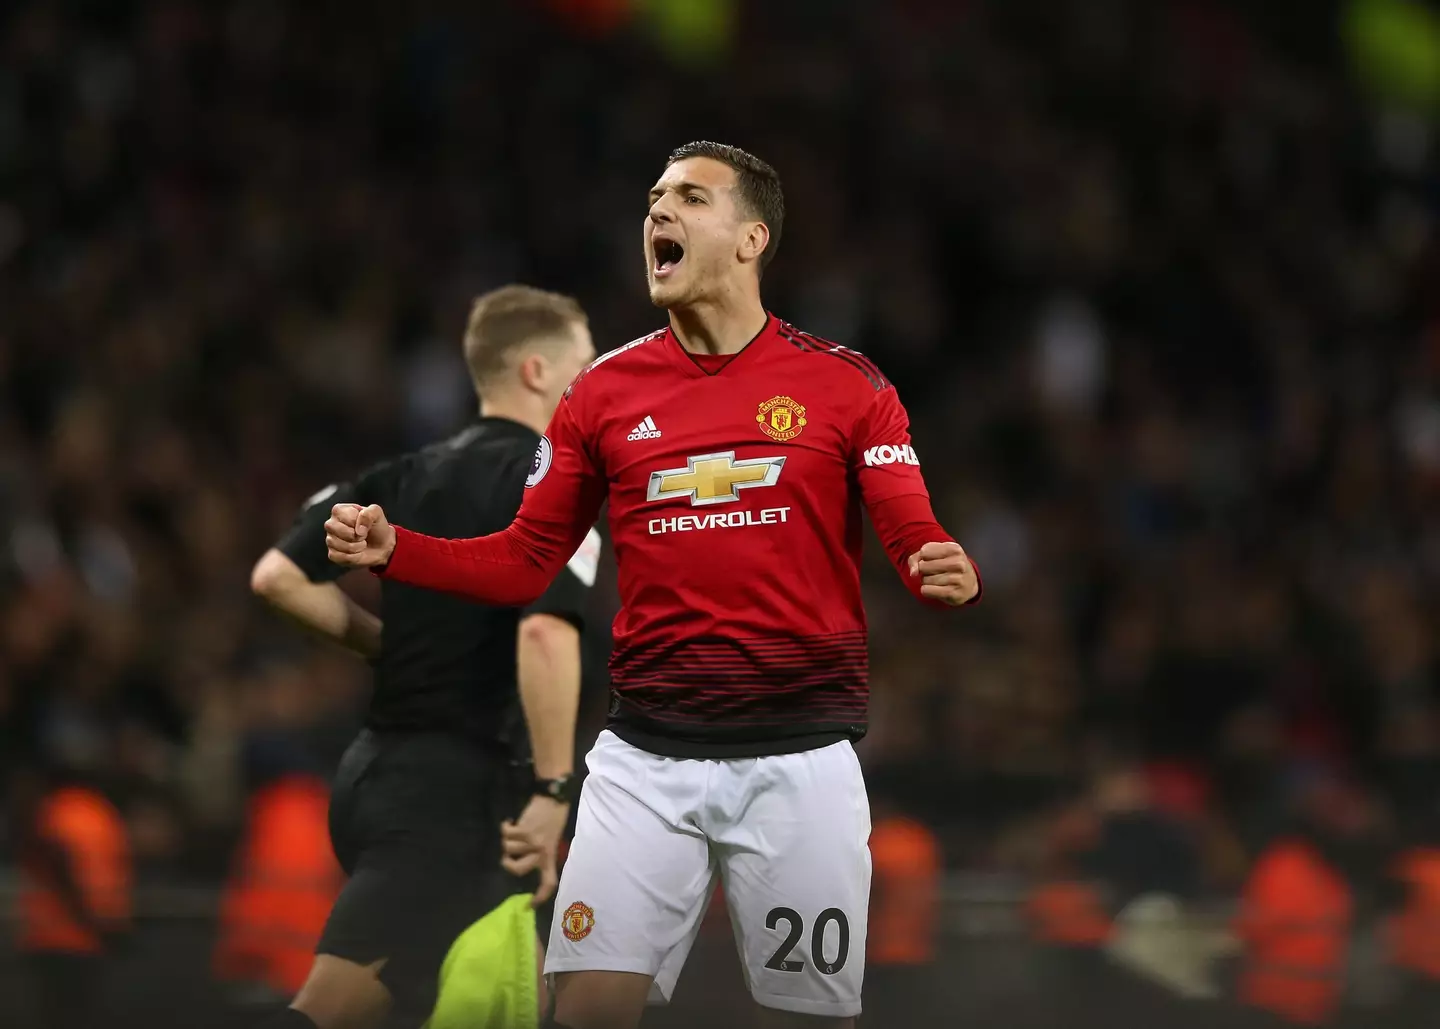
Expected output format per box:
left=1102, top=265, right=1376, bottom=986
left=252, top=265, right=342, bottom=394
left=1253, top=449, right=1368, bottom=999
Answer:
left=763, top=907, right=851, bottom=976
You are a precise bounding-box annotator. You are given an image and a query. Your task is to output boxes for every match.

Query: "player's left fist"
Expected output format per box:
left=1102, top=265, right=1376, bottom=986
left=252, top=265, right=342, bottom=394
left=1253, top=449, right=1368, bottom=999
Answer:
left=907, top=541, right=979, bottom=606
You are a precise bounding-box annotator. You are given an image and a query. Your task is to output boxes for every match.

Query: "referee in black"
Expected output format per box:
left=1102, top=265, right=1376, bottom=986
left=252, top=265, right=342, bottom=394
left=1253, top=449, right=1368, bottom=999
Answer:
left=247, top=285, right=600, bottom=1029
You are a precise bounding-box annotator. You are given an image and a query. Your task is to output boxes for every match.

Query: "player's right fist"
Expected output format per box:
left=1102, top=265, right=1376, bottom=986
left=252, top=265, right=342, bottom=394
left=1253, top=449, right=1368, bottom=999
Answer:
left=325, top=503, right=396, bottom=568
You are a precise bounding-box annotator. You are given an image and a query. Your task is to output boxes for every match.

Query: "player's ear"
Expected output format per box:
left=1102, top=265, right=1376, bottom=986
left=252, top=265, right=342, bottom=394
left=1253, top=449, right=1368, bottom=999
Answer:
left=739, top=221, right=770, bottom=268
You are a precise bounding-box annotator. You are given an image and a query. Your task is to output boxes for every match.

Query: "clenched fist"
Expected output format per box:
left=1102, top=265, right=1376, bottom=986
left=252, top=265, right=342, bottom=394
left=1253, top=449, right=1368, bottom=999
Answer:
left=325, top=503, right=397, bottom=568
left=907, top=541, right=979, bottom=606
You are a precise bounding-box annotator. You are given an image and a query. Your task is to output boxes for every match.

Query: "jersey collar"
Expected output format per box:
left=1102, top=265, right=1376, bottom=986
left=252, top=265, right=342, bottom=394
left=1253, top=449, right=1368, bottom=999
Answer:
left=665, top=312, right=779, bottom=378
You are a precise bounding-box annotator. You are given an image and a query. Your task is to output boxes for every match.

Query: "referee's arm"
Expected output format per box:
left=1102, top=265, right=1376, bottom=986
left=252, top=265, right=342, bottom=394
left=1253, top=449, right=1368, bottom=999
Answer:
left=504, top=608, right=578, bottom=904
left=517, top=611, right=580, bottom=781
left=253, top=481, right=383, bottom=659
left=516, top=526, right=600, bottom=778
left=502, top=528, right=600, bottom=904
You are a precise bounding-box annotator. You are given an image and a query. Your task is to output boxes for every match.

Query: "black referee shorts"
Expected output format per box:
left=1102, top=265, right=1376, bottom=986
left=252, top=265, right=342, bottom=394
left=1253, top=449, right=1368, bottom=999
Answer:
left=318, top=729, right=541, bottom=1023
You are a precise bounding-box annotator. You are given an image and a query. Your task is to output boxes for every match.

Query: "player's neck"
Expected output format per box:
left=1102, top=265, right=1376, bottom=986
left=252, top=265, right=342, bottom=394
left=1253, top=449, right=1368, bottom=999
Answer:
left=477, top=392, right=547, bottom=436
left=668, top=294, right=768, bottom=356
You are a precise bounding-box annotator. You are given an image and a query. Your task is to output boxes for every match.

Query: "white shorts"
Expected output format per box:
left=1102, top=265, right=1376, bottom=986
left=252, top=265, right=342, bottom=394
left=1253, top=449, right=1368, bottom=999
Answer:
left=544, top=730, right=872, bottom=1018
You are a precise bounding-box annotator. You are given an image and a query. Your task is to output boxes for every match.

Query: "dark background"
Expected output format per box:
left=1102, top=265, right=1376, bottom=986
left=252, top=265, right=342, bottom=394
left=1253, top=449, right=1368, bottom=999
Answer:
left=2, top=0, right=1439, bottom=1025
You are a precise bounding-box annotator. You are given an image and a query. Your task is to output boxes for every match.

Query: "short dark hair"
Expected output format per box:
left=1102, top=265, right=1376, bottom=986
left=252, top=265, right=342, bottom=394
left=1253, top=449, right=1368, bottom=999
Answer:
left=463, top=285, right=587, bottom=392
left=668, top=141, right=785, bottom=273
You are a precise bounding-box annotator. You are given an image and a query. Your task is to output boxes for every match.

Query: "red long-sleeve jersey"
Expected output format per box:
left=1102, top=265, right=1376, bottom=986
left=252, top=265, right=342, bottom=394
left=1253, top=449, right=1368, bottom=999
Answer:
left=380, top=315, right=979, bottom=756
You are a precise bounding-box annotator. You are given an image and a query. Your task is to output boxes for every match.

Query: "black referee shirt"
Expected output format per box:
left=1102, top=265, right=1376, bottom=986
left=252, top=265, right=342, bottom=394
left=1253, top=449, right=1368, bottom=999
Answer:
left=276, top=417, right=599, bottom=747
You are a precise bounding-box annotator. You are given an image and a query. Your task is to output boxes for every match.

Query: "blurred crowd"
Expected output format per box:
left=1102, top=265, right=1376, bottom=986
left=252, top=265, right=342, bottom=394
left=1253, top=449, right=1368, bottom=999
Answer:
left=1, top=0, right=1439, bottom=938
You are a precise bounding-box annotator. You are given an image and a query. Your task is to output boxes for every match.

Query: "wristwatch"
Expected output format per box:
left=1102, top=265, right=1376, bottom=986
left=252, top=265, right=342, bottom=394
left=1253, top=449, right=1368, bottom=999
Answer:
left=534, top=774, right=577, bottom=804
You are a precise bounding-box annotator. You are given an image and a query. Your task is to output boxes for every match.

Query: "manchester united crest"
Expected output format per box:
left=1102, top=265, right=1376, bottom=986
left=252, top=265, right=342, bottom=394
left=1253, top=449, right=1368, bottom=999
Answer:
left=561, top=901, right=595, bottom=942
left=757, top=396, right=808, bottom=442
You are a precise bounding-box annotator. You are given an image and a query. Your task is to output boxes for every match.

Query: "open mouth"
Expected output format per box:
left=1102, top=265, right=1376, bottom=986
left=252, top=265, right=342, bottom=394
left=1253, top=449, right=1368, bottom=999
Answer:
left=653, top=238, right=685, bottom=277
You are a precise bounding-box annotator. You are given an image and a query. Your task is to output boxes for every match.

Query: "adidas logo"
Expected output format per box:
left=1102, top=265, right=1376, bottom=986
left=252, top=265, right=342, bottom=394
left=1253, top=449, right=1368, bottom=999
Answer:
left=626, top=416, right=663, bottom=441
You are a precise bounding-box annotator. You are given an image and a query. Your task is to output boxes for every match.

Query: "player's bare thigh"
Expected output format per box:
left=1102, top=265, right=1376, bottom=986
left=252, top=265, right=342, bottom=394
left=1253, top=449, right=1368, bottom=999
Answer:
left=550, top=970, right=652, bottom=1029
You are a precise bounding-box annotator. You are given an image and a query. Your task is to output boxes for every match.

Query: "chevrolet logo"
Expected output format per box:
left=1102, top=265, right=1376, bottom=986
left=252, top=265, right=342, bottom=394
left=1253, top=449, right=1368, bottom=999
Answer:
left=647, top=451, right=786, bottom=507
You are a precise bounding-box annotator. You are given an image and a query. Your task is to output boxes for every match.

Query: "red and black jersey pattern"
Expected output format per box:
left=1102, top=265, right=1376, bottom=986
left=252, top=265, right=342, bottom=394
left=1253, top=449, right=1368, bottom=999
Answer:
left=605, top=630, right=869, bottom=754
left=775, top=322, right=890, bottom=391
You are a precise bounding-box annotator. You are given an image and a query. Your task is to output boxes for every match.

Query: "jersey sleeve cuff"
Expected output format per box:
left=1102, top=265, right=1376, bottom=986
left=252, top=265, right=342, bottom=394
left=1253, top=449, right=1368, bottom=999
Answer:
left=371, top=524, right=416, bottom=580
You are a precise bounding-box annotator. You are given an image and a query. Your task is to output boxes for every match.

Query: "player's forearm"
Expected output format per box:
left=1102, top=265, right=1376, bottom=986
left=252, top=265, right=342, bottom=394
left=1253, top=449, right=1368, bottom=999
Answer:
left=380, top=524, right=563, bottom=606
left=252, top=549, right=382, bottom=658
left=378, top=411, right=606, bottom=605
left=867, top=493, right=982, bottom=607
left=516, top=614, right=581, bottom=778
